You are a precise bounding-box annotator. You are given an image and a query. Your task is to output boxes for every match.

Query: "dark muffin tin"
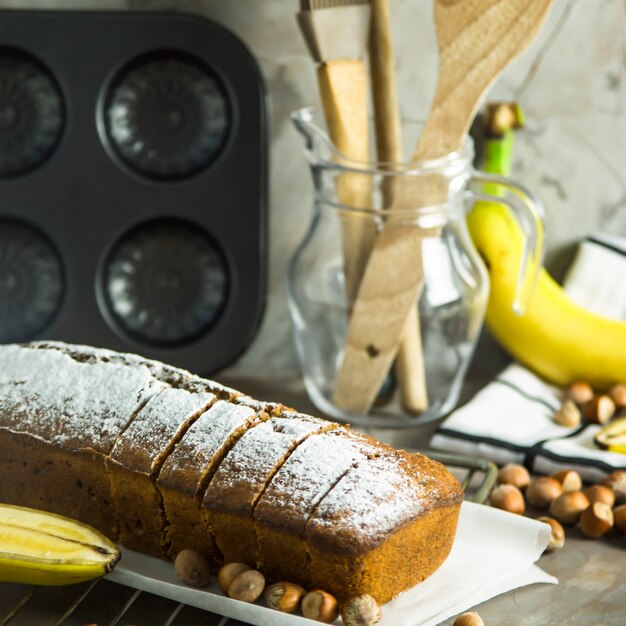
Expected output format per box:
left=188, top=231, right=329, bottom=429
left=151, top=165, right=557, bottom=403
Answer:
left=0, top=10, right=267, bottom=374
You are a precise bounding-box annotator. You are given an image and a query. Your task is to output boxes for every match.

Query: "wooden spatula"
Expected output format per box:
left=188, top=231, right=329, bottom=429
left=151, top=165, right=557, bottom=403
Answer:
left=333, top=0, right=553, bottom=414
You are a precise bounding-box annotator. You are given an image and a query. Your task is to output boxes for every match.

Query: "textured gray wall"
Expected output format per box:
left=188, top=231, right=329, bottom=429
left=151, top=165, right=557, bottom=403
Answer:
left=5, top=0, right=626, bottom=377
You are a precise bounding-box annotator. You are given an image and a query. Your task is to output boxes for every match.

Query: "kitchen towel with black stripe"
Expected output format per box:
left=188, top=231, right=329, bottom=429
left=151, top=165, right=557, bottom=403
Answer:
left=431, top=233, right=626, bottom=483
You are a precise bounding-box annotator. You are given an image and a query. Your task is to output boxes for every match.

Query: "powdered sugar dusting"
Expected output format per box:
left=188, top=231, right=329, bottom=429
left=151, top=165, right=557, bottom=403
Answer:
left=308, top=450, right=457, bottom=552
left=255, top=429, right=379, bottom=532
left=110, top=387, right=216, bottom=474
left=0, top=344, right=163, bottom=453
left=204, top=414, right=333, bottom=512
left=158, top=400, right=260, bottom=493
left=29, top=341, right=237, bottom=397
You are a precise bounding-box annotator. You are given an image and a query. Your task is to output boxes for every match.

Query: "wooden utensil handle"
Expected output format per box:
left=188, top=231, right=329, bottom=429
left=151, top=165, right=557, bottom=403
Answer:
left=369, top=0, right=429, bottom=413
left=317, top=60, right=376, bottom=304
left=332, top=223, right=429, bottom=412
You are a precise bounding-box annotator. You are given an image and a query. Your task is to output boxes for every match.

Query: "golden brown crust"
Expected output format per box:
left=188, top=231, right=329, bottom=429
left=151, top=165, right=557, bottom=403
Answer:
left=307, top=449, right=463, bottom=555
left=0, top=429, right=118, bottom=538
left=309, top=504, right=461, bottom=603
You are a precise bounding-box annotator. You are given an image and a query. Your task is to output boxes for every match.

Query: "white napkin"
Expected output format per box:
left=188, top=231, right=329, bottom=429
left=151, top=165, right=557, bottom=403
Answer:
left=109, top=501, right=556, bottom=626
left=431, top=235, right=626, bottom=481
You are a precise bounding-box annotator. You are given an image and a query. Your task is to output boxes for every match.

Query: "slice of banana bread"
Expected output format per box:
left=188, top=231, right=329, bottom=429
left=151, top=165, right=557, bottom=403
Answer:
left=157, top=399, right=269, bottom=560
left=202, top=412, right=338, bottom=566
left=107, top=387, right=219, bottom=555
left=253, top=428, right=383, bottom=585
left=306, top=449, right=463, bottom=603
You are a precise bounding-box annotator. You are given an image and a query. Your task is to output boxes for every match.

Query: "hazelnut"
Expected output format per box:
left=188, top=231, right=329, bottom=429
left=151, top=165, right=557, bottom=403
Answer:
left=174, top=549, right=211, bottom=587
left=583, top=395, right=616, bottom=425
left=613, top=504, right=626, bottom=531
left=602, top=470, right=626, bottom=504
left=489, top=484, right=525, bottom=514
left=341, top=594, right=382, bottom=626
left=526, top=477, right=563, bottom=509
left=549, top=491, right=590, bottom=525
left=453, top=613, right=485, bottom=626
left=264, top=582, right=305, bottom=613
left=301, top=590, right=339, bottom=623
left=227, top=569, right=265, bottom=603
left=218, top=562, right=250, bottom=594
left=551, top=469, right=583, bottom=493
left=554, top=400, right=581, bottom=428
left=609, top=383, right=626, bottom=408
left=583, top=484, right=615, bottom=507
left=580, top=502, right=614, bottom=538
left=566, top=381, right=594, bottom=405
left=537, top=516, right=565, bottom=552
left=497, top=463, right=530, bottom=490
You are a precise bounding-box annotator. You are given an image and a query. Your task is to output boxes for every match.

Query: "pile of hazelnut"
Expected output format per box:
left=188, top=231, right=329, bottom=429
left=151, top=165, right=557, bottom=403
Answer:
left=486, top=379, right=626, bottom=551
left=489, top=464, right=626, bottom=549
left=554, top=381, right=626, bottom=429
left=173, top=550, right=382, bottom=625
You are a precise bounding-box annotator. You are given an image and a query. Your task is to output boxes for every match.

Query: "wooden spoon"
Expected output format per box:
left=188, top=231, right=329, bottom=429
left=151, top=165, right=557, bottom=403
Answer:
left=333, top=0, right=552, bottom=414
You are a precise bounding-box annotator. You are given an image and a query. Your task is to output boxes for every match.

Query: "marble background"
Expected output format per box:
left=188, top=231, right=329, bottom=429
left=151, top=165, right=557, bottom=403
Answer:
left=4, top=0, right=626, bottom=378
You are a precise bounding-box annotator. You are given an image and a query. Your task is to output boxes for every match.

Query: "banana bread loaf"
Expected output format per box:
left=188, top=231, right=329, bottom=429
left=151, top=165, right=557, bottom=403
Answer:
left=0, top=342, right=463, bottom=603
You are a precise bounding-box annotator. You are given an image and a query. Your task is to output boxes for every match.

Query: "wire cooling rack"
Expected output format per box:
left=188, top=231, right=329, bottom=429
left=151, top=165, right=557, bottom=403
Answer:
left=0, top=451, right=496, bottom=626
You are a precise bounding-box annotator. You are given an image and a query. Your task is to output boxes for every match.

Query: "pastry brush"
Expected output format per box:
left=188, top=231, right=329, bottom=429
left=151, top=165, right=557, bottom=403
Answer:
left=297, top=0, right=376, bottom=305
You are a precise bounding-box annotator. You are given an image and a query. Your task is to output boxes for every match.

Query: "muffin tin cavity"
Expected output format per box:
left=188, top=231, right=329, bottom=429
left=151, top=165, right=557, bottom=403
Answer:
left=0, top=218, right=64, bottom=342
left=102, top=219, right=229, bottom=347
left=104, top=52, right=231, bottom=180
left=0, top=48, right=64, bottom=178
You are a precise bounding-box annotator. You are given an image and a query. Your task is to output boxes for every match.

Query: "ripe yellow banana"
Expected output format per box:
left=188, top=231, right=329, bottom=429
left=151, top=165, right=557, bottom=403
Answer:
left=468, top=104, right=626, bottom=388
left=0, top=504, right=120, bottom=585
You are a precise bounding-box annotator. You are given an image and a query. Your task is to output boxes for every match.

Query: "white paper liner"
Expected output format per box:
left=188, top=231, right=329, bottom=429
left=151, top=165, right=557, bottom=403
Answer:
left=107, top=501, right=556, bottom=625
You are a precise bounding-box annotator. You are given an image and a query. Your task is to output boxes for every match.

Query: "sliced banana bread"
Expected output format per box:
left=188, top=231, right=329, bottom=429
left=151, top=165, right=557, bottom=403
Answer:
left=107, top=387, right=219, bottom=555
left=253, top=428, right=384, bottom=586
left=0, top=342, right=464, bottom=603
left=157, top=399, right=268, bottom=560
left=202, top=413, right=338, bottom=565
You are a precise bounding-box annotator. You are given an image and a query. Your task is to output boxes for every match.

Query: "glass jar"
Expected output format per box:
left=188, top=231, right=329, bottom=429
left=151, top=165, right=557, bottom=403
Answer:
left=288, top=107, right=543, bottom=428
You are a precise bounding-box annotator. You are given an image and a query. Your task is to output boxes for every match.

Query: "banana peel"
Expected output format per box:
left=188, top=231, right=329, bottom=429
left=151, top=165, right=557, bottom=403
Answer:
left=594, top=416, right=626, bottom=453
left=0, top=504, right=119, bottom=585
left=607, top=446, right=626, bottom=454
left=468, top=104, right=626, bottom=388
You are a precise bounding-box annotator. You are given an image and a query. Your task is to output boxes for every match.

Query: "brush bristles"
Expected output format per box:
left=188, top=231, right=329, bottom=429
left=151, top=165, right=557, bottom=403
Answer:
left=300, top=0, right=369, bottom=10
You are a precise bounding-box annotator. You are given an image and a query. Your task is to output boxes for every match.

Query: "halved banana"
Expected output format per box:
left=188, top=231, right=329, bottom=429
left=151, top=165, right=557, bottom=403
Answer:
left=0, top=504, right=120, bottom=585
left=594, top=416, right=626, bottom=452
